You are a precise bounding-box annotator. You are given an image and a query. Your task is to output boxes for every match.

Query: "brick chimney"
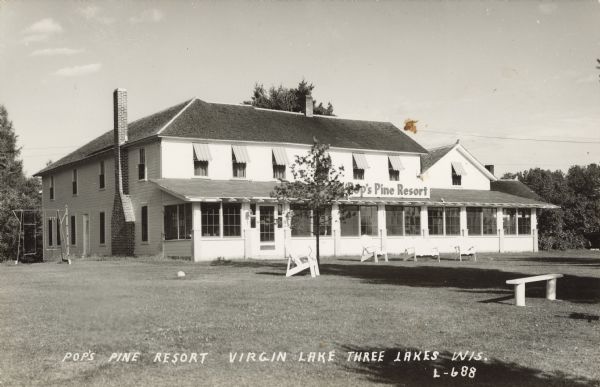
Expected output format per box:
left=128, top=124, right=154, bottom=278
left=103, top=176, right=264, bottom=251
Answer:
left=111, top=88, right=135, bottom=256
left=113, top=89, right=128, bottom=194
left=485, top=164, right=495, bottom=176
left=305, top=95, right=313, bottom=117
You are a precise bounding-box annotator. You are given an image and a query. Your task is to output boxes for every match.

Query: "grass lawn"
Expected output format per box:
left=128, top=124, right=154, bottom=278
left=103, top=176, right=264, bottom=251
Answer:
left=1, top=250, right=599, bottom=386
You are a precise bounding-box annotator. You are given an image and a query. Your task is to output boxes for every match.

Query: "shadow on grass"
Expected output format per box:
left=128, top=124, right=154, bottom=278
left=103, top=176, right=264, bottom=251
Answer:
left=339, top=345, right=599, bottom=387
left=213, top=259, right=600, bottom=304
left=514, top=256, right=600, bottom=266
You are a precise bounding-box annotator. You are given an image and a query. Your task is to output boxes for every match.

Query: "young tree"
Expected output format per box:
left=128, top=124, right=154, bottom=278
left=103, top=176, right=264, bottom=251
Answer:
left=271, top=139, right=359, bottom=265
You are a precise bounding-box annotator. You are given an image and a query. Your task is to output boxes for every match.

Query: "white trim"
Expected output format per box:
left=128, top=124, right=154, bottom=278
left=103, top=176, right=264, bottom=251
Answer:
left=158, top=135, right=427, bottom=155
left=455, top=145, right=497, bottom=181
left=156, top=98, right=197, bottom=135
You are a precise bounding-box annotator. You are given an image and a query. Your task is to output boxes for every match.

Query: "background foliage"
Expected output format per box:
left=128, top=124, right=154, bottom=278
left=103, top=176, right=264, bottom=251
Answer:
left=0, top=105, right=42, bottom=261
left=503, top=165, right=600, bottom=250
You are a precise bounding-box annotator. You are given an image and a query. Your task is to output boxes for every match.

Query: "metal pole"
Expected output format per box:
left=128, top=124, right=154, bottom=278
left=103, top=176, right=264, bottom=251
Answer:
left=65, top=205, right=70, bottom=259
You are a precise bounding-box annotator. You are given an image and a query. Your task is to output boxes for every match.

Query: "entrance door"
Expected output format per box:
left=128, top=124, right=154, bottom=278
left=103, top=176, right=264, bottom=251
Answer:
left=259, top=205, right=276, bottom=251
left=82, top=214, right=90, bottom=257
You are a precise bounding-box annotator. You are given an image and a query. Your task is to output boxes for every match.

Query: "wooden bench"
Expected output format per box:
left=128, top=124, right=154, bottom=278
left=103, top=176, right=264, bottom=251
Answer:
left=505, top=274, right=563, bottom=306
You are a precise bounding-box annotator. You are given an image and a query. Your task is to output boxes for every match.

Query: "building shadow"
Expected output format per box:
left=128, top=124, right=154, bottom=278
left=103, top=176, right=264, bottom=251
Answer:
left=339, top=344, right=599, bottom=387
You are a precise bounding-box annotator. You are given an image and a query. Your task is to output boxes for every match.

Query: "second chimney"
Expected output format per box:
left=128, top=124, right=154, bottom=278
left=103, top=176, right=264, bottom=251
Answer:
left=484, top=164, right=495, bottom=176
left=305, top=95, right=313, bottom=117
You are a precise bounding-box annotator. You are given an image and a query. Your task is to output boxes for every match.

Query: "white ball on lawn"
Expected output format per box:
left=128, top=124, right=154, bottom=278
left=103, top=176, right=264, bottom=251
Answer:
left=177, top=271, right=186, bottom=278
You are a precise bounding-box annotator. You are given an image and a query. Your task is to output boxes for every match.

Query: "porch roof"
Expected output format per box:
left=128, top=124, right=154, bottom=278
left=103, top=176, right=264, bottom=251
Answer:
left=150, top=178, right=558, bottom=208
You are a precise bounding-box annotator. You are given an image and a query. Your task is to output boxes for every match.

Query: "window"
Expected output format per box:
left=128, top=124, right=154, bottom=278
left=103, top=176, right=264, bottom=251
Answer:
left=99, top=212, right=106, bottom=245
left=232, top=146, right=249, bottom=178
left=49, top=176, right=54, bottom=200
left=503, top=208, right=517, bottom=235
left=445, top=207, right=461, bottom=235
left=388, top=156, right=403, bottom=181
left=56, top=218, right=61, bottom=245
left=428, top=207, right=444, bottom=235
left=70, top=215, right=76, bottom=245
left=141, top=206, right=148, bottom=242
left=482, top=208, right=497, bottom=235
left=315, top=207, right=332, bottom=236
left=467, top=207, right=482, bottom=235
left=451, top=161, right=466, bottom=186
left=99, top=161, right=105, bottom=189
left=272, top=148, right=288, bottom=180
left=138, top=148, right=146, bottom=180
left=517, top=209, right=531, bottom=235
left=467, top=207, right=497, bottom=235
left=201, top=203, right=220, bottom=237
left=72, top=169, right=78, bottom=195
left=360, top=206, right=378, bottom=236
left=385, top=206, right=404, bottom=236
left=164, top=204, right=192, bottom=240
left=223, top=203, right=241, bottom=237
left=193, top=143, right=211, bottom=177
left=291, top=205, right=311, bottom=237
left=340, top=205, right=359, bottom=236
left=352, top=153, right=369, bottom=180
left=249, top=204, right=256, bottom=228
left=48, top=219, right=53, bottom=246
left=405, top=207, right=421, bottom=235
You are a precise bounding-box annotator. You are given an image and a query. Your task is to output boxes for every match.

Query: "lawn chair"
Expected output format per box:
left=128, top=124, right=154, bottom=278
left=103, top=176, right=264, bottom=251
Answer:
left=404, top=246, right=440, bottom=262
left=286, top=247, right=320, bottom=277
left=454, top=244, right=476, bottom=262
left=360, top=235, right=388, bottom=262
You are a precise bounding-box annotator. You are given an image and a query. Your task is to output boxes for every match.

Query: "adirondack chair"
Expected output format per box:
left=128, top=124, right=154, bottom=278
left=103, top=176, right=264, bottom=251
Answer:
left=286, top=247, right=320, bottom=277
left=454, top=244, right=476, bottom=261
left=360, top=235, right=388, bottom=262
left=404, top=246, right=440, bottom=262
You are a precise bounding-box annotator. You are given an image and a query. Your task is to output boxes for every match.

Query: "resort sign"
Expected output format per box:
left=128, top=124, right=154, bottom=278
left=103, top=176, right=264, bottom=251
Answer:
left=349, top=181, right=430, bottom=199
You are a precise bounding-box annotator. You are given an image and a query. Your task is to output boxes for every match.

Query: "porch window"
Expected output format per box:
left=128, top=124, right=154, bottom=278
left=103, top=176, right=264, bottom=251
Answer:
left=404, top=207, right=421, bottom=235
left=502, top=208, right=517, bottom=235
left=385, top=205, right=404, bottom=236
left=70, top=215, right=76, bottom=245
left=517, top=209, right=531, bottom=235
left=428, top=207, right=444, bottom=235
left=141, top=206, right=148, bottom=242
left=445, top=207, right=460, bottom=235
left=99, top=212, right=105, bottom=244
left=482, top=208, right=497, bottom=235
left=48, top=219, right=53, bottom=246
left=340, top=205, right=359, bottom=236
left=56, top=218, right=61, bottom=245
left=201, top=203, right=220, bottom=237
left=467, top=207, right=497, bottom=235
left=223, top=203, right=241, bottom=237
left=164, top=204, right=192, bottom=240
left=291, top=204, right=311, bottom=237
left=193, top=143, right=211, bottom=177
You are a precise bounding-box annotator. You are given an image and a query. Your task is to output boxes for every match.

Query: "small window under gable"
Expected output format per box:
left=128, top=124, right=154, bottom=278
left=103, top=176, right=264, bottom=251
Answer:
left=193, top=143, right=211, bottom=177
left=272, top=147, right=288, bottom=180
left=138, top=148, right=146, bottom=180
left=451, top=161, right=466, bottom=186
left=352, top=153, right=369, bottom=180
left=388, top=155, right=404, bottom=181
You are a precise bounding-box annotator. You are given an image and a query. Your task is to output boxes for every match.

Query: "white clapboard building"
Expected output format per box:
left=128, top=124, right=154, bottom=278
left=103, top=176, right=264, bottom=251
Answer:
left=35, top=89, right=557, bottom=261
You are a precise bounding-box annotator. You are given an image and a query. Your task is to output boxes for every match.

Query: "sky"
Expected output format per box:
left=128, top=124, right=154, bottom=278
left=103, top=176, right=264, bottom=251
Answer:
left=0, top=0, right=599, bottom=177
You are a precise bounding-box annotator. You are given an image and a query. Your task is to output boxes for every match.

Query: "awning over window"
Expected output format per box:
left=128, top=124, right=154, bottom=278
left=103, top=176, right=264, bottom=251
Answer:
left=352, top=153, right=369, bottom=169
left=193, top=143, right=212, bottom=161
left=451, top=161, right=467, bottom=176
left=232, top=145, right=250, bottom=163
left=272, top=147, right=289, bottom=166
left=388, top=155, right=404, bottom=171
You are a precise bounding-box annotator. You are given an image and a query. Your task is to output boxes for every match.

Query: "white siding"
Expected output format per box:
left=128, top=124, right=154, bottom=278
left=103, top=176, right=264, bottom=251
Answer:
left=421, top=146, right=491, bottom=190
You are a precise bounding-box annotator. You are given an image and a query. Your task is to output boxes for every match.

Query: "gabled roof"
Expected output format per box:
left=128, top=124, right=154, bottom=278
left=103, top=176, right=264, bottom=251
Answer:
left=35, top=99, right=193, bottom=176
left=150, top=178, right=558, bottom=208
left=35, top=98, right=427, bottom=176
left=420, top=144, right=455, bottom=173
left=491, top=180, right=542, bottom=201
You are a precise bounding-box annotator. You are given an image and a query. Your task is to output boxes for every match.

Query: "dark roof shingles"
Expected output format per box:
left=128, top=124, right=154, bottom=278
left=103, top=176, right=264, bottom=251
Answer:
left=490, top=180, right=542, bottom=201
left=420, top=144, right=455, bottom=173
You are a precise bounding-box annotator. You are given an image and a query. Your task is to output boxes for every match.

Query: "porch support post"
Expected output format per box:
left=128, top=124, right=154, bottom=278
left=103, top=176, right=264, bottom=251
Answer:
left=532, top=208, right=538, bottom=252
left=377, top=204, right=386, bottom=251
left=420, top=206, right=428, bottom=237
left=332, top=204, right=340, bottom=257
left=497, top=208, right=504, bottom=253
left=192, top=202, right=202, bottom=262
